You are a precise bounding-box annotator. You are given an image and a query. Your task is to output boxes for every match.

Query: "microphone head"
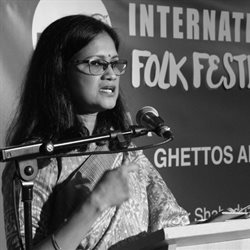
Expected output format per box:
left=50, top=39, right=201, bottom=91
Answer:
left=136, top=106, right=159, bottom=126
left=136, top=106, right=173, bottom=140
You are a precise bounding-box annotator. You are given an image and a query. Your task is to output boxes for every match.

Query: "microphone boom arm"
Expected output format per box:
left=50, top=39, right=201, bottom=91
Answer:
left=0, top=126, right=149, bottom=162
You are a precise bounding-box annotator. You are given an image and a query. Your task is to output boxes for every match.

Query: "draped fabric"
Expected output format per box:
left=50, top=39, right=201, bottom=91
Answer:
left=2, top=143, right=189, bottom=250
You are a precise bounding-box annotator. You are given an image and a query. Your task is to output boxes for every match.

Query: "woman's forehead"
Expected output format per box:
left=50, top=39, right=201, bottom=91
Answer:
left=71, top=33, right=118, bottom=60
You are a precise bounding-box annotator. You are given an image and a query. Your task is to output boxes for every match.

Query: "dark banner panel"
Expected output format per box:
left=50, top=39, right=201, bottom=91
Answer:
left=104, top=0, right=250, bottom=221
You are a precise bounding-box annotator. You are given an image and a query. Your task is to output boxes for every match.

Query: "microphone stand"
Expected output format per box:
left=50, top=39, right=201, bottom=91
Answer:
left=0, top=126, right=149, bottom=250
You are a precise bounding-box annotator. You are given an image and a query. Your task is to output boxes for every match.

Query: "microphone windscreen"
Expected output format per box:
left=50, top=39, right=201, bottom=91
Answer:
left=136, top=106, right=159, bottom=126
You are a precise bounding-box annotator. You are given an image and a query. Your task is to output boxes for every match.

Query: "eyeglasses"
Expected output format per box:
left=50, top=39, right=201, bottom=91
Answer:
left=72, top=58, right=128, bottom=76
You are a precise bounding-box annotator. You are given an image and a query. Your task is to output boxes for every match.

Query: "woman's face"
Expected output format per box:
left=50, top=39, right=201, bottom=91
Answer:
left=67, top=32, right=121, bottom=114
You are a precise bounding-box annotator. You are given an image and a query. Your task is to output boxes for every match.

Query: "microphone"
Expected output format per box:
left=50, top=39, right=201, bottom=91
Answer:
left=136, top=106, right=173, bottom=140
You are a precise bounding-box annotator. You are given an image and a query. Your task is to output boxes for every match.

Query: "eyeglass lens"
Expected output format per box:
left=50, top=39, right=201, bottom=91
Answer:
left=89, top=60, right=127, bottom=75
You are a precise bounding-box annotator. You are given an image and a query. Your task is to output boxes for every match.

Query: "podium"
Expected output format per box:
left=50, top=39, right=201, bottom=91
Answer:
left=162, top=219, right=250, bottom=250
left=118, top=219, right=250, bottom=250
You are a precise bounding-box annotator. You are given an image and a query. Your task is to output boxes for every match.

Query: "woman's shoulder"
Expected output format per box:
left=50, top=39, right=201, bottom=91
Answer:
left=127, top=142, right=152, bottom=168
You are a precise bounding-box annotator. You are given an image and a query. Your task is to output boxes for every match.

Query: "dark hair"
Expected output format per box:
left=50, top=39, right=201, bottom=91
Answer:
left=6, top=14, right=131, bottom=147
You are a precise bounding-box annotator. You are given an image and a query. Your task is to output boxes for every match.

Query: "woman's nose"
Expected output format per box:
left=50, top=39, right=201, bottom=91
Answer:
left=101, top=65, right=117, bottom=80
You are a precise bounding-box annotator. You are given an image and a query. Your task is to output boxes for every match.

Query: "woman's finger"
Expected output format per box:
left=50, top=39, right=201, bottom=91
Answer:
left=120, top=162, right=139, bottom=175
left=121, top=152, right=129, bottom=165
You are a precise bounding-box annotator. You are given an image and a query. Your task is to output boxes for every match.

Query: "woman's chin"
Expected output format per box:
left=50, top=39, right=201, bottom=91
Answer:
left=91, top=101, right=116, bottom=113
left=100, top=99, right=117, bottom=110
left=102, top=103, right=116, bottom=111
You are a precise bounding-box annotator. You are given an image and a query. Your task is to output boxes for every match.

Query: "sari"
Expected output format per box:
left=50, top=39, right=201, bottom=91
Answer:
left=2, top=143, right=189, bottom=250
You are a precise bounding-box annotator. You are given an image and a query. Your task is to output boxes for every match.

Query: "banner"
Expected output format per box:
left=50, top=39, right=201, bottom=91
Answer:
left=0, top=1, right=250, bottom=248
left=105, top=0, right=250, bottom=221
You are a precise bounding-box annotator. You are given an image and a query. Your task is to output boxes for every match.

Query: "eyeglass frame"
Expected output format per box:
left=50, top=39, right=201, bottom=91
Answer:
left=70, top=58, right=128, bottom=76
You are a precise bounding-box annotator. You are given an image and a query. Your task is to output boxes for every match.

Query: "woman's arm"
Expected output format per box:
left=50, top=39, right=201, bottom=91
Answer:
left=34, top=161, right=138, bottom=250
left=2, top=152, right=137, bottom=250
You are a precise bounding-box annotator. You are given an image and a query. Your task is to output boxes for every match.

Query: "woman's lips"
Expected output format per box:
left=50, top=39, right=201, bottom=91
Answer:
left=99, top=86, right=115, bottom=94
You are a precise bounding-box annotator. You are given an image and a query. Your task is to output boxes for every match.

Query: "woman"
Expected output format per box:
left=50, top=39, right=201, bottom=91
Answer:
left=2, top=15, right=189, bottom=250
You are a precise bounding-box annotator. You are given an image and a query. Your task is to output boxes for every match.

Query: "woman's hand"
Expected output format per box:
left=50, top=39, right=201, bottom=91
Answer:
left=91, top=158, right=139, bottom=212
